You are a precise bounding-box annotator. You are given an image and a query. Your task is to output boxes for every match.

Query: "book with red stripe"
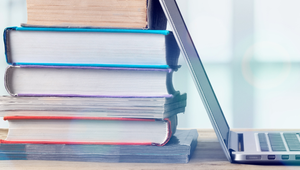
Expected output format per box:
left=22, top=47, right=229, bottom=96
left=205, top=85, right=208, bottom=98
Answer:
left=1, top=115, right=177, bottom=146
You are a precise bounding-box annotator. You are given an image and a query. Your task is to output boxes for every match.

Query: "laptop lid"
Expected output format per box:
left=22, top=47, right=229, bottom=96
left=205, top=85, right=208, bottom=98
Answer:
left=159, top=0, right=232, bottom=162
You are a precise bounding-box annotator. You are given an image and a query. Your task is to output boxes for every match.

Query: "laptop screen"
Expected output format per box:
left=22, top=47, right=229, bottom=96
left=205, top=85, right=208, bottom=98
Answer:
left=159, top=0, right=232, bottom=160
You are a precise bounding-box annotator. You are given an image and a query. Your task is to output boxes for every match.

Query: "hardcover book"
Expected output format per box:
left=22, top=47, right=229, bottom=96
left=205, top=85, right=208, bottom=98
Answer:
left=24, top=0, right=167, bottom=29
left=0, top=129, right=198, bottom=163
left=0, top=94, right=187, bottom=119
left=0, top=115, right=177, bottom=146
left=5, top=66, right=178, bottom=97
left=4, top=27, right=179, bottom=68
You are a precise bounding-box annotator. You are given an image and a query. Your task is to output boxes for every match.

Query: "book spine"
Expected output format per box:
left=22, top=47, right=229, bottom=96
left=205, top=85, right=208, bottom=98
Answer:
left=166, top=32, right=180, bottom=69
left=152, top=118, right=173, bottom=146
left=3, top=27, right=17, bottom=65
left=147, top=0, right=167, bottom=30
left=4, top=65, right=16, bottom=97
left=166, top=71, right=179, bottom=95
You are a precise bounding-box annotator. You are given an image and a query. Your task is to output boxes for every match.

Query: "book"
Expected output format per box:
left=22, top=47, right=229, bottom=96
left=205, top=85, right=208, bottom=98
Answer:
left=5, top=66, right=178, bottom=97
left=0, top=94, right=187, bottom=119
left=24, top=0, right=167, bottom=29
left=4, top=27, right=179, bottom=68
left=0, top=129, right=198, bottom=163
left=0, top=115, right=177, bottom=146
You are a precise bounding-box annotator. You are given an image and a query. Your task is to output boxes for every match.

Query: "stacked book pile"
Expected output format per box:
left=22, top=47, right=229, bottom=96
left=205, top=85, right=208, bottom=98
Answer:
left=0, top=0, right=197, bottom=163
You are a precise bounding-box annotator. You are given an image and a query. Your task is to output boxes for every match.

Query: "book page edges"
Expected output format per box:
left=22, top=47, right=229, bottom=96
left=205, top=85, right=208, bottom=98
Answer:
left=24, top=0, right=166, bottom=30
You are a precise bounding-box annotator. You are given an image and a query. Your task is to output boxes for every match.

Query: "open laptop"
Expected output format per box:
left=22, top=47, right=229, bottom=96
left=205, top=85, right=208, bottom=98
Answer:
left=159, top=0, right=300, bottom=163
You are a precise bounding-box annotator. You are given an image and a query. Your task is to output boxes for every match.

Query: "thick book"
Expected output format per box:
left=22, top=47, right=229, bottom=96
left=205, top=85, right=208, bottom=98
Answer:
left=0, top=129, right=198, bottom=163
left=0, top=94, right=187, bottom=119
left=4, top=27, right=179, bottom=68
left=5, top=66, right=178, bottom=97
left=0, top=115, right=177, bottom=146
left=24, top=0, right=167, bottom=29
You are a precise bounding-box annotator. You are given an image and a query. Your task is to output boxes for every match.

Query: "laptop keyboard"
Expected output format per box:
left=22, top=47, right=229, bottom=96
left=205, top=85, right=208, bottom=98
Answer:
left=258, top=133, right=300, bottom=152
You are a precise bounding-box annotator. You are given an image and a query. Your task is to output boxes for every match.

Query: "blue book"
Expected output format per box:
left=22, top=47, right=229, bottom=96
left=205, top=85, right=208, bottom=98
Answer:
left=0, top=129, right=198, bottom=163
left=4, top=27, right=180, bottom=69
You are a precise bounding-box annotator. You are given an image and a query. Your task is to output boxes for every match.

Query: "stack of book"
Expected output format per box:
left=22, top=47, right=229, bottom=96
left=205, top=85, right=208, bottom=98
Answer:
left=0, top=0, right=197, bottom=163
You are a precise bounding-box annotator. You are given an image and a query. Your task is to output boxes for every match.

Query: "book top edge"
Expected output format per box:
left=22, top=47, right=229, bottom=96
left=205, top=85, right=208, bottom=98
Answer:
left=6, top=27, right=170, bottom=35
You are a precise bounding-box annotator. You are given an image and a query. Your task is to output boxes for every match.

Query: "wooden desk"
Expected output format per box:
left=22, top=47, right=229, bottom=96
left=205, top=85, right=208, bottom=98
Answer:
left=1, top=129, right=300, bottom=170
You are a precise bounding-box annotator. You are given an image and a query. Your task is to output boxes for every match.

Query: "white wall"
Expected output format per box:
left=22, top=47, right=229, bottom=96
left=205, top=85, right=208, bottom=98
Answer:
left=1, top=0, right=300, bottom=129
left=253, top=0, right=300, bottom=128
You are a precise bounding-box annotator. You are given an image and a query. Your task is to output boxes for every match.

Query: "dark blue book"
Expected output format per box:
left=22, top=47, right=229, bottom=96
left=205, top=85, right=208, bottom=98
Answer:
left=0, top=129, right=198, bottom=163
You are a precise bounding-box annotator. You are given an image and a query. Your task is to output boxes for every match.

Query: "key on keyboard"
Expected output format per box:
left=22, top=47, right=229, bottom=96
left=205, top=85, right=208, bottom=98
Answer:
left=268, top=133, right=286, bottom=151
left=283, top=133, right=300, bottom=151
left=258, top=133, right=269, bottom=151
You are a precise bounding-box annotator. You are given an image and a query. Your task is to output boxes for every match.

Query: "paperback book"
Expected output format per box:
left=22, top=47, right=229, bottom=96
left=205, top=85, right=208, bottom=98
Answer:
left=0, top=94, right=187, bottom=119
left=0, top=129, right=198, bottom=163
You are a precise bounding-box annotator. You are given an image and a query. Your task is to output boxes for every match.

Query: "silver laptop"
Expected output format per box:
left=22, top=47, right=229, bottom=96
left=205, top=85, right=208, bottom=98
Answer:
left=159, top=0, right=300, bottom=163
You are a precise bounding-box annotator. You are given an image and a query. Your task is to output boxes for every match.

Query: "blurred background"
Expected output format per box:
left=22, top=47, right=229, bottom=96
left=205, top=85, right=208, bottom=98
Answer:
left=1, top=0, right=300, bottom=129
